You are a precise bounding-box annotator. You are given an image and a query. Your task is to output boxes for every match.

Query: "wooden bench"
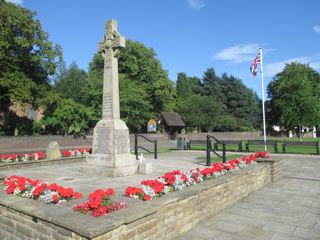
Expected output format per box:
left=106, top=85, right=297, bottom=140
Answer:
left=246, top=140, right=278, bottom=153
left=214, top=140, right=243, bottom=152
left=187, top=140, right=207, bottom=150
left=282, top=141, right=319, bottom=154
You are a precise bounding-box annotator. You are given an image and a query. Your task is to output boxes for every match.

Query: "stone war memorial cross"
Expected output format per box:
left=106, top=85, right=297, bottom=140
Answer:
left=80, top=19, right=138, bottom=177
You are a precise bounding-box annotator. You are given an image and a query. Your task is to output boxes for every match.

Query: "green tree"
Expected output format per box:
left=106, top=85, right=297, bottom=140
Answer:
left=220, top=73, right=261, bottom=130
left=118, top=40, right=174, bottom=114
left=0, top=1, right=62, bottom=107
left=267, top=62, right=320, bottom=136
left=178, top=95, right=228, bottom=132
left=119, top=75, right=152, bottom=132
left=81, top=53, right=104, bottom=122
left=84, top=40, right=175, bottom=132
left=176, top=72, right=201, bottom=98
left=37, top=96, right=94, bottom=136
left=54, top=62, right=87, bottom=103
left=201, top=68, right=222, bottom=98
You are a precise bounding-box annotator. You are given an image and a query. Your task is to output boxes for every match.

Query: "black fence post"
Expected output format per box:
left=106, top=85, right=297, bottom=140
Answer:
left=206, top=135, right=211, bottom=166
left=154, top=140, right=158, bottom=159
left=135, top=134, right=138, bottom=160
left=222, top=143, right=226, bottom=163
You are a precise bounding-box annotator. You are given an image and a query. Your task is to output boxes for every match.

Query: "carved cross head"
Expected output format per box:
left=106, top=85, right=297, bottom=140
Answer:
left=98, top=19, right=125, bottom=59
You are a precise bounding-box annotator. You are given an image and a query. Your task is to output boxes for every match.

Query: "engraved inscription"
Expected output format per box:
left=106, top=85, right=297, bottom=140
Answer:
left=102, top=94, right=113, bottom=119
left=94, top=127, right=111, bottom=154
left=115, top=129, right=129, bottom=154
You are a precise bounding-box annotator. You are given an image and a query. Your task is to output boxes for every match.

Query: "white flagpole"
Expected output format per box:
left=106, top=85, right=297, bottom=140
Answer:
left=260, top=48, right=267, bottom=151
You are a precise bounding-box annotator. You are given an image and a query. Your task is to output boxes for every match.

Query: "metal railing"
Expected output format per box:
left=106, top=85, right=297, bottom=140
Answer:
left=134, top=134, right=157, bottom=160
left=206, top=135, right=226, bottom=166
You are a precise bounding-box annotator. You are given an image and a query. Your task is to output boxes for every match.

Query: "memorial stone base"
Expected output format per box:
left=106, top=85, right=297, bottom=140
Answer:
left=80, top=119, right=138, bottom=177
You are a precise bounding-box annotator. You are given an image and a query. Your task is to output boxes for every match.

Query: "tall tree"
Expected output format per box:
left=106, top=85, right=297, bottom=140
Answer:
left=119, top=74, right=152, bottom=132
left=118, top=40, right=174, bottom=114
left=267, top=62, right=320, bottom=135
left=176, top=72, right=201, bottom=98
left=220, top=73, right=261, bottom=130
left=201, top=68, right=222, bottom=98
left=84, top=40, right=175, bottom=132
left=54, top=62, right=87, bottom=103
left=178, top=95, right=229, bottom=132
left=0, top=1, right=62, bottom=108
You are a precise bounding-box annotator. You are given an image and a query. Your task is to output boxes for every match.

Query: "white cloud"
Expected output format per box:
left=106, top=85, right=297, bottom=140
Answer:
left=5, top=0, right=23, bottom=5
left=213, top=43, right=261, bottom=64
left=186, top=0, right=205, bottom=10
left=265, top=56, right=320, bottom=77
left=313, top=26, right=320, bottom=34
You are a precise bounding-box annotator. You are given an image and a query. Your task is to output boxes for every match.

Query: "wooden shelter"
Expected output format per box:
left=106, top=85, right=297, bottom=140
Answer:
left=158, top=112, right=185, bottom=140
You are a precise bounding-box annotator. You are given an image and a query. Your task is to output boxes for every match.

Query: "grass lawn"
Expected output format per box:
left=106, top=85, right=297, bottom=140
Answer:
left=132, top=147, right=176, bottom=155
left=255, top=136, right=320, bottom=142
left=249, top=137, right=319, bottom=154
left=188, top=137, right=319, bottom=155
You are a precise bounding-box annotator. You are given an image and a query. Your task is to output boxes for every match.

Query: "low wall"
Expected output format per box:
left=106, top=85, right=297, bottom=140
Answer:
left=0, top=132, right=260, bottom=154
left=0, top=134, right=170, bottom=154
left=0, top=158, right=281, bottom=240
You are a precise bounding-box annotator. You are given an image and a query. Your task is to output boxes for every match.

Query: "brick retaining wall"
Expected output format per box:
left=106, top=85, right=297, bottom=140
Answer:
left=0, top=132, right=259, bottom=154
left=0, top=158, right=281, bottom=240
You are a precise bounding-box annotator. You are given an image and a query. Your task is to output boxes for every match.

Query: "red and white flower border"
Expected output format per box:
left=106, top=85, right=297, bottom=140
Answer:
left=0, top=148, right=92, bottom=164
left=125, top=152, right=269, bottom=201
left=4, top=175, right=82, bottom=204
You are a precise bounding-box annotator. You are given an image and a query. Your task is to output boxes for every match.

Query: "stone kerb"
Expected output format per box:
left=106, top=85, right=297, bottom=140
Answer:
left=0, top=158, right=282, bottom=240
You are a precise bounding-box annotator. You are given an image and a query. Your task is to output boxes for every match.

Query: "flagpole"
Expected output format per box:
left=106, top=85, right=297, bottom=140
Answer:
left=259, top=48, right=267, bottom=151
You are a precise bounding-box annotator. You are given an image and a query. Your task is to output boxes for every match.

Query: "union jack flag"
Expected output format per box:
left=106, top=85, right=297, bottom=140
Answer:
left=250, top=52, right=261, bottom=77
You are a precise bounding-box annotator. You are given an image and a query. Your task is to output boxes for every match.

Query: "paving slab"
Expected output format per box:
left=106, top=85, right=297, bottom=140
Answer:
left=175, top=154, right=320, bottom=240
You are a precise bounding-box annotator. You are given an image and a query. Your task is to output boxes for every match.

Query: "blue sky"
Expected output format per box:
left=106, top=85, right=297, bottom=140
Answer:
left=6, top=0, right=320, bottom=98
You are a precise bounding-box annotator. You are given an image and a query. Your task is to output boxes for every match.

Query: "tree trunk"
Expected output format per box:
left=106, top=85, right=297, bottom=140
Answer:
left=299, top=126, right=303, bottom=142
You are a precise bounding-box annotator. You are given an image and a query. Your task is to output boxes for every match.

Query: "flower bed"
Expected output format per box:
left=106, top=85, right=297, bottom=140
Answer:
left=73, top=188, right=126, bottom=217
left=0, top=148, right=92, bottom=164
left=126, top=152, right=269, bottom=201
left=4, top=175, right=82, bottom=204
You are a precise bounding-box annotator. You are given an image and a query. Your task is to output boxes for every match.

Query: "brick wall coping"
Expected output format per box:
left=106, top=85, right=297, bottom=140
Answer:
left=0, top=159, right=280, bottom=239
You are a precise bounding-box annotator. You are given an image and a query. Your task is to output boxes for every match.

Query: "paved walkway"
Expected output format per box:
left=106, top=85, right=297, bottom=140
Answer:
left=176, top=154, right=320, bottom=240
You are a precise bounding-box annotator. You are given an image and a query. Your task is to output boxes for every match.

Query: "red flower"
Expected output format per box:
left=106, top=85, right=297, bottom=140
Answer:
left=52, top=194, right=59, bottom=203
left=162, top=172, right=176, bottom=185
left=143, top=194, right=151, bottom=201
left=62, top=188, right=74, bottom=198
left=6, top=186, right=15, bottom=194
left=73, top=192, right=82, bottom=199
left=31, top=179, right=42, bottom=186
left=125, top=186, right=144, bottom=197
left=105, top=188, right=114, bottom=196
left=93, top=205, right=110, bottom=217
left=141, top=180, right=164, bottom=194
left=32, top=183, right=47, bottom=198
left=192, top=172, right=200, bottom=183
left=48, top=183, right=59, bottom=191
left=181, top=173, right=188, bottom=182
left=88, top=189, right=104, bottom=209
